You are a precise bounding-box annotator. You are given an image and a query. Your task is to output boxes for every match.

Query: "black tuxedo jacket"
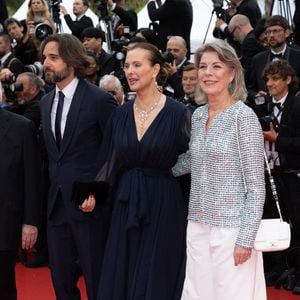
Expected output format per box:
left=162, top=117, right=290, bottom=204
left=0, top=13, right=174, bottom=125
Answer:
left=2, top=54, right=24, bottom=76
left=0, top=109, right=41, bottom=250
left=275, top=94, right=300, bottom=170
left=147, top=0, right=193, bottom=55
left=241, top=30, right=265, bottom=85
left=64, top=14, right=93, bottom=40
left=40, top=79, right=116, bottom=220
left=247, top=46, right=300, bottom=102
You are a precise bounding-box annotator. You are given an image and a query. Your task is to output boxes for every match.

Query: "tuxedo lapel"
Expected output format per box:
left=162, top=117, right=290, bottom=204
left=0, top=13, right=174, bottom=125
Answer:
left=280, top=93, right=293, bottom=124
left=43, top=90, right=60, bottom=157
left=59, top=80, right=86, bottom=157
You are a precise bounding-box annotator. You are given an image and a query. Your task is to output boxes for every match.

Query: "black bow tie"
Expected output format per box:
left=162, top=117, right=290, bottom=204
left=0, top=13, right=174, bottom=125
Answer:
left=272, top=102, right=282, bottom=110
left=270, top=52, right=283, bottom=60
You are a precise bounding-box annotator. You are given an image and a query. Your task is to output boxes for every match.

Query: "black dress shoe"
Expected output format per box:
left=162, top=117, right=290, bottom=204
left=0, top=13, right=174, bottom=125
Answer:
left=24, top=251, right=48, bottom=268
left=293, top=281, right=300, bottom=294
left=265, top=271, right=280, bottom=287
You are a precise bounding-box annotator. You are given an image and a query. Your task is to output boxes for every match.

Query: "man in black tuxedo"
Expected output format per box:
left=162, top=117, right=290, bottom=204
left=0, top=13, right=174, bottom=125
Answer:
left=164, top=36, right=192, bottom=99
left=147, top=0, right=193, bottom=57
left=254, top=60, right=300, bottom=293
left=40, top=33, right=116, bottom=300
left=0, top=33, right=24, bottom=77
left=228, top=14, right=265, bottom=85
left=213, top=0, right=261, bottom=52
left=0, top=109, right=41, bottom=300
left=247, top=15, right=300, bottom=105
left=60, top=0, right=93, bottom=40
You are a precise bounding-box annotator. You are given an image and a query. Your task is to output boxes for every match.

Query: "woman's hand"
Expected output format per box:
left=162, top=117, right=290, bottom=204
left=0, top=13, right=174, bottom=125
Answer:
left=79, top=194, right=96, bottom=213
left=233, top=245, right=252, bottom=266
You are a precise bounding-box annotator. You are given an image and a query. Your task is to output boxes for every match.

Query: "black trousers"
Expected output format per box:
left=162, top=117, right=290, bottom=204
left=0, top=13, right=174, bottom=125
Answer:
left=0, top=250, right=17, bottom=300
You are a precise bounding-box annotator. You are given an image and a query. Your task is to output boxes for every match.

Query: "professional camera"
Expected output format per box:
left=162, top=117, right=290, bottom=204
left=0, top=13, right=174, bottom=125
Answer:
left=254, top=95, right=280, bottom=132
left=2, top=80, right=23, bottom=103
left=211, top=0, right=226, bottom=19
left=34, top=21, right=53, bottom=41
left=49, top=0, right=62, bottom=24
left=24, top=62, right=44, bottom=77
left=98, top=0, right=110, bottom=21
left=162, top=51, right=174, bottom=64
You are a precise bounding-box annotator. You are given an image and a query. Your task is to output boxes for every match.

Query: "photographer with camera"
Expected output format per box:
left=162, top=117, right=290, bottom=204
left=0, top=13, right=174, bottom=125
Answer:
left=106, top=0, right=137, bottom=39
left=213, top=0, right=261, bottom=53
left=147, top=0, right=193, bottom=58
left=254, top=60, right=300, bottom=293
left=0, top=33, right=24, bottom=76
left=164, top=36, right=192, bottom=99
left=60, top=0, right=94, bottom=41
left=82, top=27, right=117, bottom=78
left=247, top=15, right=300, bottom=106
left=4, top=18, right=37, bottom=65
left=26, top=0, right=55, bottom=50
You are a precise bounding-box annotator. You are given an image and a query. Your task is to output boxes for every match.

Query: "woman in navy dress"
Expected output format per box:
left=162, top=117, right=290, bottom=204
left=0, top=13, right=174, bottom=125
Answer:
left=94, top=42, right=190, bottom=299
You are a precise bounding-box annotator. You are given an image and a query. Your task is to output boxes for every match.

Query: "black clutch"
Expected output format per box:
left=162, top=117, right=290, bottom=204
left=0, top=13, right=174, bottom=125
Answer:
left=72, top=181, right=109, bottom=206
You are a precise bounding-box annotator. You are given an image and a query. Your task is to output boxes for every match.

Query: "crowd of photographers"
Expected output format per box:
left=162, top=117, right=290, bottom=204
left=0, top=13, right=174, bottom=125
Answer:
left=1, top=0, right=300, bottom=296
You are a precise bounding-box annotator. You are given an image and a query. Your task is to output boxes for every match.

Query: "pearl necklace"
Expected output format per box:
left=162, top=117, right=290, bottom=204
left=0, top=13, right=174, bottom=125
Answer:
left=134, top=93, right=161, bottom=134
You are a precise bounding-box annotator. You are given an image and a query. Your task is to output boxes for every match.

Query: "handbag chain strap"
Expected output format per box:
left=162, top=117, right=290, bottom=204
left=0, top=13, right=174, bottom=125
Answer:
left=235, top=105, right=284, bottom=222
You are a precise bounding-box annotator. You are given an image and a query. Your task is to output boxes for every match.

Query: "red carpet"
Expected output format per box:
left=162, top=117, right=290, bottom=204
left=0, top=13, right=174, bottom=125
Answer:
left=16, top=263, right=299, bottom=299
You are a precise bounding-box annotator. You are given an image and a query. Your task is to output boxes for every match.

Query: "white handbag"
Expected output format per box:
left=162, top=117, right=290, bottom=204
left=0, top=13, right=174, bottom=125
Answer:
left=235, top=106, right=291, bottom=252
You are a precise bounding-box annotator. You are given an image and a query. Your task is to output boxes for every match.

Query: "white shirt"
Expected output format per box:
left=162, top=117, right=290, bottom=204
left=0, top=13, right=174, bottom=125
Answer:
left=51, top=77, right=79, bottom=140
left=265, top=92, right=288, bottom=168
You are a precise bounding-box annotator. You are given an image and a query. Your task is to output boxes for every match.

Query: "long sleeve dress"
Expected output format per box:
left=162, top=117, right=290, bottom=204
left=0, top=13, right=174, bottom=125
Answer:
left=97, top=97, right=190, bottom=300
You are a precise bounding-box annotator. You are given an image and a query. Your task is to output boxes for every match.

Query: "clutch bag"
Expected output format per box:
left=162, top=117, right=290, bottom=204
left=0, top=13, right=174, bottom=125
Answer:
left=72, top=181, right=109, bottom=206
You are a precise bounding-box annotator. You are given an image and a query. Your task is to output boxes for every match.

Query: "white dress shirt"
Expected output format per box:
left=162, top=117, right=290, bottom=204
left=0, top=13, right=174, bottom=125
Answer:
left=51, top=77, right=79, bottom=140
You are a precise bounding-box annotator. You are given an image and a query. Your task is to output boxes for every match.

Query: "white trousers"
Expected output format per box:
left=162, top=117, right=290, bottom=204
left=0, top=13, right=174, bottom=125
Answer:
left=181, top=222, right=266, bottom=300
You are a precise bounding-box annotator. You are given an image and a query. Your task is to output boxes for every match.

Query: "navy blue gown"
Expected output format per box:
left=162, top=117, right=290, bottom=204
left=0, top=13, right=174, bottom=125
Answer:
left=97, top=97, right=190, bottom=300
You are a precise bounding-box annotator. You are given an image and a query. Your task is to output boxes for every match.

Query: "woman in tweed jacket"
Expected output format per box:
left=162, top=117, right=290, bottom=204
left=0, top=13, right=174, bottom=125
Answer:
left=173, top=40, right=266, bottom=300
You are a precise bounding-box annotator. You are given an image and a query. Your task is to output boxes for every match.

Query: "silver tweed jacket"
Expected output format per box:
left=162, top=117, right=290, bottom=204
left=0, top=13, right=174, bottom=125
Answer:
left=173, top=101, right=265, bottom=248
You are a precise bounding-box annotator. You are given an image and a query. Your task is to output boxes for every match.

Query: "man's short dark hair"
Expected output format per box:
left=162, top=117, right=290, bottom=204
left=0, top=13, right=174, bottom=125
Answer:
left=265, top=15, right=289, bottom=30
left=81, top=27, right=105, bottom=42
left=4, top=18, right=23, bottom=29
left=263, top=60, right=299, bottom=93
left=183, top=63, right=197, bottom=73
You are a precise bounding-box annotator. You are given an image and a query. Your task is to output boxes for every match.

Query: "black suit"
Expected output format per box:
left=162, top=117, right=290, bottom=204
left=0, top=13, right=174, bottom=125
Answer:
left=0, top=109, right=40, bottom=300
left=256, top=94, right=300, bottom=278
left=64, top=14, right=94, bottom=40
left=240, top=30, right=265, bottom=85
left=247, top=46, right=300, bottom=104
left=2, top=53, right=24, bottom=76
left=147, top=0, right=193, bottom=56
left=112, top=5, right=137, bottom=38
left=41, top=79, right=116, bottom=300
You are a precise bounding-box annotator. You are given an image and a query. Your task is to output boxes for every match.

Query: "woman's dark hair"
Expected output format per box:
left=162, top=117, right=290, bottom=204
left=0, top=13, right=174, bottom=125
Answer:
left=135, top=28, right=157, bottom=46
left=40, top=33, right=90, bottom=79
left=126, top=42, right=168, bottom=86
left=263, top=60, right=299, bottom=93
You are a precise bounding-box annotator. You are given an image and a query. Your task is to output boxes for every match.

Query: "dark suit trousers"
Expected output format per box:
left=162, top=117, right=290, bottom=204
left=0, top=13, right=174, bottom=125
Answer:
left=0, top=250, right=17, bottom=300
left=263, top=172, right=300, bottom=276
left=47, top=193, right=111, bottom=300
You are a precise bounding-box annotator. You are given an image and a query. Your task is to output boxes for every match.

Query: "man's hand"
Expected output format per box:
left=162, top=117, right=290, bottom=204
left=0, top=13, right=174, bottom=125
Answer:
left=233, top=245, right=252, bottom=266
left=59, top=4, right=68, bottom=16
left=22, top=224, right=38, bottom=250
left=263, top=122, right=278, bottom=142
left=0, top=68, right=14, bottom=82
left=164, top=61, right=177, bottom=76
left=79, top=194, right=96, bottom=213
left=215, top=18, right=226, bottom=29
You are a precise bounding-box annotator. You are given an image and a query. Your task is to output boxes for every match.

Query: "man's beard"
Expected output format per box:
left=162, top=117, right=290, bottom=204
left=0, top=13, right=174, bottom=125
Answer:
left=44, top=67, right=71, bottom=84
left=270, top=40, right=285, bottom=50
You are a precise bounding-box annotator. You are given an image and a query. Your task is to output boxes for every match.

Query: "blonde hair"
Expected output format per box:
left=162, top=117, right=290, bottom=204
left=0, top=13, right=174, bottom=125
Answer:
left=27, top=0, right=51, bottom=21
left=194, top=39, right=247, bottom=103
